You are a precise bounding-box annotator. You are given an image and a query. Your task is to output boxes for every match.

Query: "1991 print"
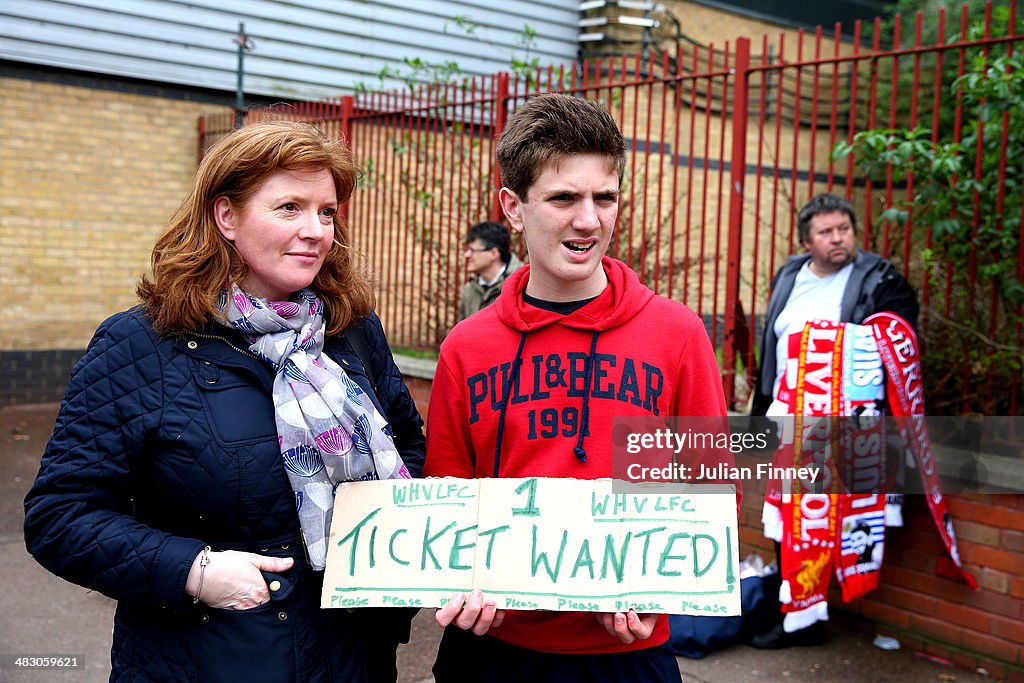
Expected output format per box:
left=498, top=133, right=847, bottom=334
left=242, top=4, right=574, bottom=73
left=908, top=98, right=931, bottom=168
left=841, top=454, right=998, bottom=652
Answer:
left=526, top=407, right=590, bottom=439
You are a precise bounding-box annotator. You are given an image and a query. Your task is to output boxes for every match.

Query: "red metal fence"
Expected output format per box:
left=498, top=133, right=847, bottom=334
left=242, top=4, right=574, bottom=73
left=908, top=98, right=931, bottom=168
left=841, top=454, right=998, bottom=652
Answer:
left=199, top=2, right=1023, bottom=415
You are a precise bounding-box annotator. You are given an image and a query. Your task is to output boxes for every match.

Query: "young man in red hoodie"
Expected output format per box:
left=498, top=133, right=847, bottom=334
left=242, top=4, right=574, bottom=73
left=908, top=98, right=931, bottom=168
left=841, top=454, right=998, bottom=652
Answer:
left=424, top=93, right=729, bottom=682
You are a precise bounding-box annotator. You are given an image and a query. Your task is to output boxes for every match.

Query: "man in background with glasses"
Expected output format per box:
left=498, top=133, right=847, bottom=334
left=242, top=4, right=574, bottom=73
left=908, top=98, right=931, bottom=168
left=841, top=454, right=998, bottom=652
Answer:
left=458, top=220, right=524, bottom=320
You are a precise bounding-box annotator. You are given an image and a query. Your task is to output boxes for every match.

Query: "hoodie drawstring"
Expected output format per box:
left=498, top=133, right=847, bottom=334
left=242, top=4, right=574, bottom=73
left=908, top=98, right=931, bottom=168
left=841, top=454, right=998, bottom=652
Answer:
left=573, top=331, right=601, bottom=463
left=493, top=330, right=600, bottom=472
left=493, top=331, right=528, bottom=477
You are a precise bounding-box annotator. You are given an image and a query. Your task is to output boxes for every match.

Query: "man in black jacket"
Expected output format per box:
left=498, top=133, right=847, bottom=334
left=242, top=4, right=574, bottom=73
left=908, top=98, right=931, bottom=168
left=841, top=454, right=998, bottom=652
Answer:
left=752, top=193, right=919, bottom=417
left=749, top=193, right=918, bottom=649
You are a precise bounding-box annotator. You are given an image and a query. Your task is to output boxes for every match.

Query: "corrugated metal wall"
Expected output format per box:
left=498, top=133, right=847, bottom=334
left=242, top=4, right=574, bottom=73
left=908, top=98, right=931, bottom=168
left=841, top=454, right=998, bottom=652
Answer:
left=0, top=0, right=578, bottom=99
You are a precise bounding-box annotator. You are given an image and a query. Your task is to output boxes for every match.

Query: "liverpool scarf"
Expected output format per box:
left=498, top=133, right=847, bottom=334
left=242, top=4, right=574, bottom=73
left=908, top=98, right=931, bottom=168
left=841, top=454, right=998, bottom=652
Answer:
left=764, top=316, right=976, bottom=632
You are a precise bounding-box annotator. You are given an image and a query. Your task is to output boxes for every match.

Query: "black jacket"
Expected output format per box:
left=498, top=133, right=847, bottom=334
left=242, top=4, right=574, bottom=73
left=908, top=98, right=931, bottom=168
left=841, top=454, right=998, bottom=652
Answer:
left=751, top=251, right=919, bottom=416
left=24, top=307, right=424, bottom=682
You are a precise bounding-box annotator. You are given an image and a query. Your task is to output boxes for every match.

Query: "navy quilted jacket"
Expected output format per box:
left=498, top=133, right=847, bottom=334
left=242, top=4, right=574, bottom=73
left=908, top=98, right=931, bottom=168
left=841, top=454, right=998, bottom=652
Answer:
left=24, top=307, right=425, bottom=682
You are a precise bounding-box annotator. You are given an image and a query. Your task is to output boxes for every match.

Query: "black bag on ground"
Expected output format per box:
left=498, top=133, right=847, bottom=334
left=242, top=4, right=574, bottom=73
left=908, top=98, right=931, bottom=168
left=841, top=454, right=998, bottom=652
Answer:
left=663, top=572, right=780, bottom=659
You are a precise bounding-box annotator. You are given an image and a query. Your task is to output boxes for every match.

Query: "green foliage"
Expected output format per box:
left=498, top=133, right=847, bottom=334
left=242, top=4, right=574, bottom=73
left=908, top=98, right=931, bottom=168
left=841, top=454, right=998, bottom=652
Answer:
left=391, top=346, right=440, bottom=360
left=402, top=57, right=462, bottom=88
left=510, top=23, right=542, bottom=86
left=833, top=50, right=1023, bottom=413
left=360, top=17, right=543, bottom=92
left=834, top=54, right=1023, bottom=304
left=855, top=0, right=1023, bottom=136
left=873, top=0, right=1020, bottom=45
left=444, top=15, right=477, bottom=35
left=357, top=158, right=376, bottom=189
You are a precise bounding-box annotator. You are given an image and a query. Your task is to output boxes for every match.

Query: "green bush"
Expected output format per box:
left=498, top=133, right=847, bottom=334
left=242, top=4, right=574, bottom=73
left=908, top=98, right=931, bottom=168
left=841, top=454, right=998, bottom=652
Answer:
left=833, top=51, right=1022, bottom=414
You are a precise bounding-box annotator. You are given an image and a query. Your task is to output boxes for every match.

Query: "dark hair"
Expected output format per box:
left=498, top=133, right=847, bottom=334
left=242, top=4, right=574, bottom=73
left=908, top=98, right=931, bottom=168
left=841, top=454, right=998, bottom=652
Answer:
left=137, top=120, right=373, bottom=336
left=797, top=193, right=858, bottom=244
left=851, top=520, right=871, bottom=536
left=465, top=221, right=511, bottom=263
left=496, top=93, right=626, bottom=199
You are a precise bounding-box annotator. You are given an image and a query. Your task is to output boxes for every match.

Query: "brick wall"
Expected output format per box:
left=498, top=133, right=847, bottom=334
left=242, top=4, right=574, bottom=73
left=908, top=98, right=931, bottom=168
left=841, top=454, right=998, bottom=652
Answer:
left=847, top=494, right=1024, bottom=681
left=0, top=67, right=235, bottom=403
left=407, top=376, right=1024, bottom=681
left=0, top=350, right=83, bottom=406
left=0, top=69, right=233, bottom=352
left=403, top=375, right=433, bottom=428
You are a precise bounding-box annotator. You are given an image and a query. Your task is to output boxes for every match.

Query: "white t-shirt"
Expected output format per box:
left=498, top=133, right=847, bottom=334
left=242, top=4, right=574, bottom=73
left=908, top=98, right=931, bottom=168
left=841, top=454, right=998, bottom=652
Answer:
left=767, top=260, right=853, bottom=415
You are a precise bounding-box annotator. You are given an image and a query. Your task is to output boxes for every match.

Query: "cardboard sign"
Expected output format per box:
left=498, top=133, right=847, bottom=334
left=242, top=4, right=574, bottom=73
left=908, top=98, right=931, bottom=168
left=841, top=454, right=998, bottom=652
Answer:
left=321, top=477, right=740, bottom=615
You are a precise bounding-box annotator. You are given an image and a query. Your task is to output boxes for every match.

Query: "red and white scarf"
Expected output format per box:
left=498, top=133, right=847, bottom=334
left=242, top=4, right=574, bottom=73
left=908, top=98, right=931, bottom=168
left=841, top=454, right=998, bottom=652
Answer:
left=864, top=312, right=976, bottom=588
left=763, top=315, right=975, bottom=630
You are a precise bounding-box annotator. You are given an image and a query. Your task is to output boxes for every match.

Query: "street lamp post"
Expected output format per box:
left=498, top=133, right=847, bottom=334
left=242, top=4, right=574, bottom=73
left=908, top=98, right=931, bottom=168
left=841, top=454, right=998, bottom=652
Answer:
left=234, top=22, right=254, bottom=128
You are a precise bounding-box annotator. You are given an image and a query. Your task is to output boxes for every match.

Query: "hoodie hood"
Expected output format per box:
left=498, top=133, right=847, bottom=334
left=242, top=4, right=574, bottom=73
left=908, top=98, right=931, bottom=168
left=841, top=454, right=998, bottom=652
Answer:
left=495, top=256, right=656, bottom=332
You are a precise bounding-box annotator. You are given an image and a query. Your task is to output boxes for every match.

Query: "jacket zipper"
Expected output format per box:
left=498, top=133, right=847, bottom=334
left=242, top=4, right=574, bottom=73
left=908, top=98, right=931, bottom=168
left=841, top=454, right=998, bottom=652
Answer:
left=188, top=331, right=259, bottom=359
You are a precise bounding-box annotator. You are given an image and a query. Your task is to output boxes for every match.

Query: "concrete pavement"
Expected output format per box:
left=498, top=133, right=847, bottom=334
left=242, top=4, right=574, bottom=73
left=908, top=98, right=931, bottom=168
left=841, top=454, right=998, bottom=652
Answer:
left=1, top=403, right=994, bottom=683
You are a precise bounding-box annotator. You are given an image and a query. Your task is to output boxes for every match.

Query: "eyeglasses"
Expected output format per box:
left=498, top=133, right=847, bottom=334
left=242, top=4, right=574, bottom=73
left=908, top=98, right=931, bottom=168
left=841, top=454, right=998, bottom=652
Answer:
left=464, top=246, right=494, bottom=253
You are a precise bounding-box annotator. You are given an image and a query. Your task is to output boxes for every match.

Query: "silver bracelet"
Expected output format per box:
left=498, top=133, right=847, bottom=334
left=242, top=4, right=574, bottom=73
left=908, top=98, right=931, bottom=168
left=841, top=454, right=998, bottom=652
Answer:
left=193, top=545, right=212, bottom=604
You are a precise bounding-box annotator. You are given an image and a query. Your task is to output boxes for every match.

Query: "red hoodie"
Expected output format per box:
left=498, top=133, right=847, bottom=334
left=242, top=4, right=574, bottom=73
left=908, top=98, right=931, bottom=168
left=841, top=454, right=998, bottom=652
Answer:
left=425, top=257, right=729, bottom=655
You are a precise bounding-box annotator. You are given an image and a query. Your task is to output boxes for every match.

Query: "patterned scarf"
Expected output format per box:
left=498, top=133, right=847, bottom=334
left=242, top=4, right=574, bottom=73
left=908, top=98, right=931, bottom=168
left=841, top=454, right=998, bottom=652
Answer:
left=222, top=285, right=411, bottom=570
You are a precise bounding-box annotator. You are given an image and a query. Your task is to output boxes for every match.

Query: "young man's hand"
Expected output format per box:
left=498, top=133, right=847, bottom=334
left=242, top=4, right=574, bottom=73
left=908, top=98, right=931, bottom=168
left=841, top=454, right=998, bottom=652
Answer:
left=435, top=589, right=505, bottom=635
left=596, top=610, right=658, bottom=644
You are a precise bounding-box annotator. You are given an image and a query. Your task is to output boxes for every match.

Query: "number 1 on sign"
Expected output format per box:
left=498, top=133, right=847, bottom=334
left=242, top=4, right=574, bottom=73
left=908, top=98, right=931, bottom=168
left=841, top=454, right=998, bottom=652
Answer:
left=511, top=478, right=540, bottom=516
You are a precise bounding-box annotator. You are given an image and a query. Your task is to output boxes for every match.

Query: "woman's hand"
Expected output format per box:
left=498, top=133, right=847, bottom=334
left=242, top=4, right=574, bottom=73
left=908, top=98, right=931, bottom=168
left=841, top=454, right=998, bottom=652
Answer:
left=596, top=610, right=658, bottom=644
left=434, top=590, right=505, bottom=635
left=186, top=550, right=294, bottom=610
